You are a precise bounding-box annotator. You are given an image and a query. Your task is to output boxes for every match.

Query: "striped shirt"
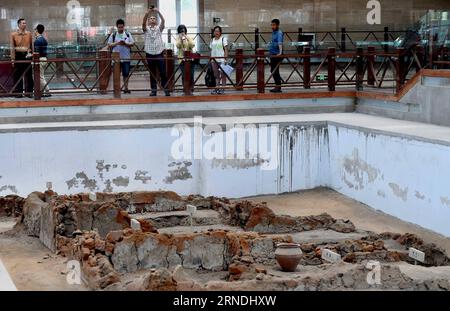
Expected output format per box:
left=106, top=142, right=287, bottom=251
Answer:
left=144, top=25, right=165, bottom=55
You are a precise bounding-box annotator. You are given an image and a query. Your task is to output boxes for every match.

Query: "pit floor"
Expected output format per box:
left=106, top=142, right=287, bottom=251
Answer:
left=1, top=187, right=449, bottom=291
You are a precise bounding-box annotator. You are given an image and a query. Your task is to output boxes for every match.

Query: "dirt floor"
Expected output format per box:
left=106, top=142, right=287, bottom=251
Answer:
left=1, top=187, right=450, bottom=291
left=248, top=188, right=450, bottom=255
left=0, top=218, right=87, bottom=291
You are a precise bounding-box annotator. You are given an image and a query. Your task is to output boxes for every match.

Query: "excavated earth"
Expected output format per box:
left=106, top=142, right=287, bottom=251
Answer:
left=1, top=190, right=450, bottom=291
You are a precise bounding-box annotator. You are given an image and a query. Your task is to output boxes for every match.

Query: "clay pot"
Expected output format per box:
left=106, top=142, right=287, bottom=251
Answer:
left=275, top=243, right=303, bottom=272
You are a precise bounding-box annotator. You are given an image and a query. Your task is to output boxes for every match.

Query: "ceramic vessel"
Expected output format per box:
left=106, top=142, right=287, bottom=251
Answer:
left=275, top=243, right=303, bottom=272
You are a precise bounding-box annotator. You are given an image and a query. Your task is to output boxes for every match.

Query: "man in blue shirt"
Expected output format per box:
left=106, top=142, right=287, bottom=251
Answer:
left=269, top=19, right=284, bottom=93
left=34, top=24, right=51, bottom=96
left=108, top=19, right=135, bottom=94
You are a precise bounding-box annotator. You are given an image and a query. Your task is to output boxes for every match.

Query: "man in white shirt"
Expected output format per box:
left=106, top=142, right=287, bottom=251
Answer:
left=142, top=7, right=170, bottom=96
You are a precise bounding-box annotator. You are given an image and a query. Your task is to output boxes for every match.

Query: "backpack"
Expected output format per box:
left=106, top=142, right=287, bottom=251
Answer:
left=205, top=63, right=216, bottom=88
left=108, top=31, right=132, bottom=50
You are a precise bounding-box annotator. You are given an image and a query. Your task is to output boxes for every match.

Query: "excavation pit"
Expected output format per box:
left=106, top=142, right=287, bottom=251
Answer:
left=2, top=189, right=450, bottom=291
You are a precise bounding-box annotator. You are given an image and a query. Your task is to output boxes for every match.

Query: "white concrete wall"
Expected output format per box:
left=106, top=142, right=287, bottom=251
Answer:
left=0, top=124, right=328, bottom=198
left=0, top=120, right=449, bottom=236
left=328, top=125, right=450, bottom=237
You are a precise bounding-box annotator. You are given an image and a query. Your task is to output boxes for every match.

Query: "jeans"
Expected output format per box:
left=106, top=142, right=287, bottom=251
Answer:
left=146, top=53, right=168, bottom=92
left=120, top=61, right=131, bottom=78
left=13, top=52, right=34, bottom=94
left=270, top=56, right=283, bottom=87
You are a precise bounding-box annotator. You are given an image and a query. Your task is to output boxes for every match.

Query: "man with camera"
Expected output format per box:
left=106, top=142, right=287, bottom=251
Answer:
left=142, top=6, right=170, bottom=96
left=10, top=18, right=34, bottom=98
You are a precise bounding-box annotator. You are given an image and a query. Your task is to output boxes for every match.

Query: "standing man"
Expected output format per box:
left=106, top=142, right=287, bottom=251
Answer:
left=142, top=7, right=170, bottom=97
left=269, top=19, right=284, bottom=93
left=10, top=18, right=33, bottom=98
left=34, top=24, right=51, bottom=97
left=108, top=19, right=135, bottom=94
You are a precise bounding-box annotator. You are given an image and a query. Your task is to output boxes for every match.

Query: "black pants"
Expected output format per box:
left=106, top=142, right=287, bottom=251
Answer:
left=146, top=53, right=168, bottom=92
left=14, top=52, right=34, bottom=94
left=270, top=56, right=283, bottom=87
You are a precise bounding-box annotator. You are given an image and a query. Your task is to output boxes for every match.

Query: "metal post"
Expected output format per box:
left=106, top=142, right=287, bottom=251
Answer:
left=112, top=52, right=121, bottom=99
left=415, top=45, right=424, bottom=72
left=256, top=48, right=265, bottom=93
left=367, top=46, right=375, bottom=86
left=183, top=50, right=192, bottom=95
left=298, top=27, right=303, bottom=53
left=356, top=47, right=364, bottom=91
left=327, top=47, right=336, bottom=91
left=384, top=27, right=389, bottom=53
left=396, top=47, right=405, bottom=93
left=33, top=53, right=41, bottom=100
left=341, top=28, right=346, bottom=52
left=303, top=46, right=311, bottom=89
left=255, top=28, right=260, bottom=52
left=235, top=48, right=244, bottom=91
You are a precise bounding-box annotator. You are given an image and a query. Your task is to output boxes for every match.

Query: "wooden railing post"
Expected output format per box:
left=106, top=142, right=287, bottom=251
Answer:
left=235, top=48, right=244, bottom=91
left=255, top=28, right=260, bottom=52
left=165, top=49, right=175, bottom=92
left=112, top=52, right=121, bottom=99
left=33, top=52, right=41, bottom=100
left=396, top=47, right=406, bottom=93
left=327, top=47, right=336, bottom=91
left=341, top=28, right=346, bottom=52
left=384, top=27, right=389, bottom=53
left=303, top=46, right=311, bottom=89
left=367, top=46, right=375, bottom=86
left=256, top=48, right=265, bottom=93
left=183, top=50, right=193, bottom=96
left=98, top=48, right=111, bottom=95
left=356, top=47, right=364, bottom=91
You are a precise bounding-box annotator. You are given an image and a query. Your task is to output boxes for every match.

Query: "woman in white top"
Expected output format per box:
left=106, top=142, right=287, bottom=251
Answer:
left=209, top=26, right=228, bottom=94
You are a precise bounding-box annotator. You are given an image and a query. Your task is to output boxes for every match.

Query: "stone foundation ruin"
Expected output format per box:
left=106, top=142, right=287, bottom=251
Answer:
left=2, top=190, right=450, bottom=291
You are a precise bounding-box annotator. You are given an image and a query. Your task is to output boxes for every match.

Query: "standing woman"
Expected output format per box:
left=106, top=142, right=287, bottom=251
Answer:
left=209, top=26, right=228, bottom=94
left=176, top=24, right=195, bottom=94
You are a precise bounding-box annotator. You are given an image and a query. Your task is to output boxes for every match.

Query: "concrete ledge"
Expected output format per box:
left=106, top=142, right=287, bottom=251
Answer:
left=0, top=259, right=17, bottom=291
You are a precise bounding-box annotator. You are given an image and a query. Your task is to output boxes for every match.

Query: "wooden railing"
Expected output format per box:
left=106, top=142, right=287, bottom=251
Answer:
left=0, top=45, right=428, bottom=100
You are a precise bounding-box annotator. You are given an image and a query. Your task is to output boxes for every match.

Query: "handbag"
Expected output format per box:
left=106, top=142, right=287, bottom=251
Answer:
left=205, top=63, right=216, bottom=88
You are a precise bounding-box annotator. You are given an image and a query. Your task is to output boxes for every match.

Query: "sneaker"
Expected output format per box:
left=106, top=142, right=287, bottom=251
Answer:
left=42, top=93, right=52, bottom=98
left=165, top=91, right=171, bottom=97
left=218, top=89, right=225, bottom=95
left=150, top=91, right=157, bottom=97
left=270, top=87, right=282, bottom=93
left=211, top=89, right=218, bottom=95
left=123, top=89, right=131, bottom=94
